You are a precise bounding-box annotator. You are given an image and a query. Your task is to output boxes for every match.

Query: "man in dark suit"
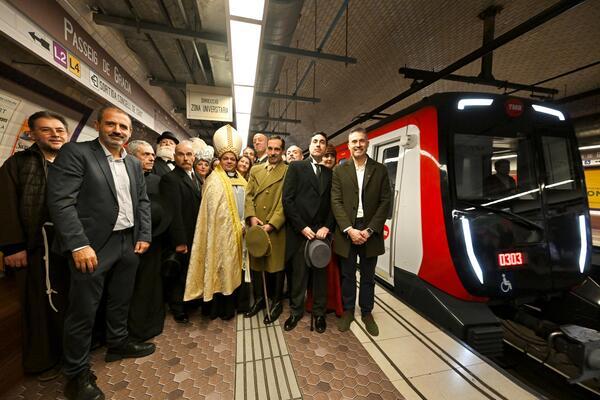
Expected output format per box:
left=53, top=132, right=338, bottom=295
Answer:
left=47, top=106, right=154, bottom=400
left=282, top=132, right=335, bottom=333
left=152, top=131, right=179, bottom=176
left=127, top=140, right=171, bottom=341
left=331, top=127, right=391, bottom=336
left=160, top=140, right=201, bottom=323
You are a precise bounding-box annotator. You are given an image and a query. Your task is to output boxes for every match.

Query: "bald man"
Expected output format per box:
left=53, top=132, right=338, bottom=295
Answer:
left=253, top=133, right=268, bottom=164
left=286, top=145, right=303, bottom=163
left=160, top=141, right=202, bottom=323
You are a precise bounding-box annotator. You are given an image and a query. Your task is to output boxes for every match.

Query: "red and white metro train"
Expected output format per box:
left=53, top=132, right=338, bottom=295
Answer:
left=336, top=92, right=600, bottom=379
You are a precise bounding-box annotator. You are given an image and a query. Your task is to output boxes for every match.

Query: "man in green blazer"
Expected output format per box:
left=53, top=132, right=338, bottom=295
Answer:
left=331, top=127, right=392, bottom=336
left=244, top=136, right=288, bottom=324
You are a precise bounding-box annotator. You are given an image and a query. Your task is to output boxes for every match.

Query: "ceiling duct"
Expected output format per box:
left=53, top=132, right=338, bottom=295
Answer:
left=252, top=0, right=304, bottom=132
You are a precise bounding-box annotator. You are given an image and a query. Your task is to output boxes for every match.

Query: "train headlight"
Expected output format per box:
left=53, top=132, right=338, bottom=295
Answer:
left=579, top=215, right=587, bottom=273
left=531, top=104, right=565, bottom=121
left=457, top=98, right=493, bottom=110
left=460, top=218, right=484, bottom=284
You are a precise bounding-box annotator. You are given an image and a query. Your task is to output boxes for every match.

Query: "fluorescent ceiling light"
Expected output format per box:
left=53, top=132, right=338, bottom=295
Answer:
left=236, top=112, right=251, bottom=150
left=532, top=104, right=565, bottom=121
left=579, top=144, right=600, bottom=150
left=579, top=215, right=587, bottom=273
left=457, top=98, right=493, bottom=110
left=460, top=218, right=484, bottom=284
left=234, top=85, right=254, bottom=114
left=230, top=20, right=261, bottom=86
left=229, top=0, right=265, bottom=21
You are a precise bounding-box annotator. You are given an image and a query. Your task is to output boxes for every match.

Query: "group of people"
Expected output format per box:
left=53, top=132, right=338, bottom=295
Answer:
left=0, top=105, right=392, bottom=400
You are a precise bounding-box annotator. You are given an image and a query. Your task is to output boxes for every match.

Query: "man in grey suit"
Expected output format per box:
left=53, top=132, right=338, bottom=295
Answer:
left=47, top=106, right=154, bottom=400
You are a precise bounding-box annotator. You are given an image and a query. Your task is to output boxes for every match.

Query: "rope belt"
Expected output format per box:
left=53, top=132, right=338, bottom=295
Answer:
left=41, top=222, right=58, bottom=312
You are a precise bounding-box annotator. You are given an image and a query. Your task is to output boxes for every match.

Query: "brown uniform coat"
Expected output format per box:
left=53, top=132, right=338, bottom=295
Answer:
left=244, top=162, right=288, bottom=272
left=331, top=157, right=392, bottom=259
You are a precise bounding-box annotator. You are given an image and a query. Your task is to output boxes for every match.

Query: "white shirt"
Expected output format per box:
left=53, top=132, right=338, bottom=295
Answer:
left=310, top=157, right=320, bottom=175
left=160, top=156, right=175, bottom=170
left=355, top=161, right=366, bottom=218
left=100, top=142, right=134, bottom=231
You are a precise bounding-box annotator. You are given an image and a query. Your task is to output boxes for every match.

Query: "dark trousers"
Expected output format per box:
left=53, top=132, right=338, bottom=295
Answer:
left=15, top=244, right=69, bottom=374
left=290, top=241, right=327, bottom=316
left=128, top=242, right=165, bottom=342
left=164, top=252, right=189, bottom=314
left=63, top=229, right=138, bottom=377
left=339, top=244, right=377, bottom=314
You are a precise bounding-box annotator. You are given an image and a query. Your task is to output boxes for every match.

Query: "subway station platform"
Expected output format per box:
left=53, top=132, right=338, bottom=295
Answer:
left=4, top=281, right=540, bottom=400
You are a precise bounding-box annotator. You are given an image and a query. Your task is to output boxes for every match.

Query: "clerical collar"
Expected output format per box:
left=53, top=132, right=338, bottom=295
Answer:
left=227, top=171, right=237, bottom=178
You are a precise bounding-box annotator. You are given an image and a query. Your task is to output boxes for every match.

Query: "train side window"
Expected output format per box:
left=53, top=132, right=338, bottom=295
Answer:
left=541, top=136, right=576, bottom=190
left=380, top=145, right=399, bottom=219
left=541, top=136, right=581, bottom=204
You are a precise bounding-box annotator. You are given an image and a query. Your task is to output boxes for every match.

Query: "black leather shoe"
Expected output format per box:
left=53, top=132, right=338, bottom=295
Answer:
left=284, top=314, right=302, bottom=331
left=173, top=312, right=189, bottom=324
left=105, top=341, right=156, bottom=362
left=315, top=316, right=326, bottom=333
left=65, top=370, right=104, bottom=400
left=263, top=301, right=283, bottom=324
left=244, top=298, right=265, bottom=318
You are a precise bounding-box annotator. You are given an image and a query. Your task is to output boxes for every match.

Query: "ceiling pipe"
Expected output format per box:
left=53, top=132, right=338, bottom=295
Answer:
left=554, top=88, right=600, bottom=104
left=256, top=91, right=320, bottom=103
left=92, top=12, right=353, bottom=64
left=269, top=0, right=350, bottom=131
left=253, top=115, right=301, bottom=123
left=327, top=0, right=586, bottom=142
left=478, top=5, right=503, bottom=80
left=400, top=67, right=558, bottom=95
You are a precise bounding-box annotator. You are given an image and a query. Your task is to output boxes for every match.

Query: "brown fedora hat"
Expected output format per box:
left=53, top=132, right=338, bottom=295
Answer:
left=246, top=225, right=272, bottom=258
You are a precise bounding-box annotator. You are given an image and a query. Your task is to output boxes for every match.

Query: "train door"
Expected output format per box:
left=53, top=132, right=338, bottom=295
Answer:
left=369, top=124, right=422, bottom=284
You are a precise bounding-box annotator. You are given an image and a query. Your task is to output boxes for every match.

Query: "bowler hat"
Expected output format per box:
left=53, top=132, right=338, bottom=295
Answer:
left=304, top=238, right=331, bottom=269
left=162, top=251, right=182, bottom=277
left=157, top=131, right=179, bottom=145
left=246, top=225, right=271, bottom=258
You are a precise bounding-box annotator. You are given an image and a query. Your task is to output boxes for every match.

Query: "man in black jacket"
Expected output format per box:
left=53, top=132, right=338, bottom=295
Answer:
left=160, top=140, right=201, bottom=323
left=152, top=131, right=179, bottom=176
left=0, top=111, right=70, bottom=381
left=127, top=140, right=171, bottom=341
left=47, top=106, right=153, bottom=400
left=282, top=132, right=335, bottom=333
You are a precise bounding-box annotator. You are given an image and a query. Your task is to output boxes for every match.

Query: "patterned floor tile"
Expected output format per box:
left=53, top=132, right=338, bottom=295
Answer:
left=3, top=311, right=236, bottom=400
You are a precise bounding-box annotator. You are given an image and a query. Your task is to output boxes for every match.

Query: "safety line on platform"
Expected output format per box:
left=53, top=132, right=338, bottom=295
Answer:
left=235, top=310, right=302, bottom=400
left=361, top=283, right=526, bottom=400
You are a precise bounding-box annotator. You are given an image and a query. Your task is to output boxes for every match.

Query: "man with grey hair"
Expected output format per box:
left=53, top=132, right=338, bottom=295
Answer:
left=160, top=141, right=201, bottom=323
left=128, top=140, right=155, bottom=173
left=286, top=145, right=303, bottom=163
left=253, top=133, right=268, bottom=164
left=128, top=139, right=171, bottom=341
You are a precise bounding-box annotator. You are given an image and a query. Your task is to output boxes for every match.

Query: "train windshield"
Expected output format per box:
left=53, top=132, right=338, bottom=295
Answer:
left=454, top=134, right=539, bottom=203
left=453, top=132, right=582, bottom=242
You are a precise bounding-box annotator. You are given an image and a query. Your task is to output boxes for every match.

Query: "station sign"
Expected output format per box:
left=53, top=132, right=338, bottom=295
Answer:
left=1, top=0, right=187, bottom=136
left=186, top=84, right=233, bottom=122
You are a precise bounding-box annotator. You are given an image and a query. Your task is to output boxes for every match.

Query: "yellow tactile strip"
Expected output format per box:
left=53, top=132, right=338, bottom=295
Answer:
left=281, top=304, right=404, bottom=400
left=4, top=312, right=236, bottom=399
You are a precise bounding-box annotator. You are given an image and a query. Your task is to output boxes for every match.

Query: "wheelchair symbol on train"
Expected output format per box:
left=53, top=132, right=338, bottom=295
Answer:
left=500, top=273, right=513, bottom=293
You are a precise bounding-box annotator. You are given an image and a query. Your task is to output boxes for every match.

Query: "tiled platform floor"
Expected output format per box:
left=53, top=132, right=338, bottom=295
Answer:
left=4, top=312, right=236, bottom=400
left=3, top=303, right=402, bottom=399
left=282, top=309, right=403, bottom=400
